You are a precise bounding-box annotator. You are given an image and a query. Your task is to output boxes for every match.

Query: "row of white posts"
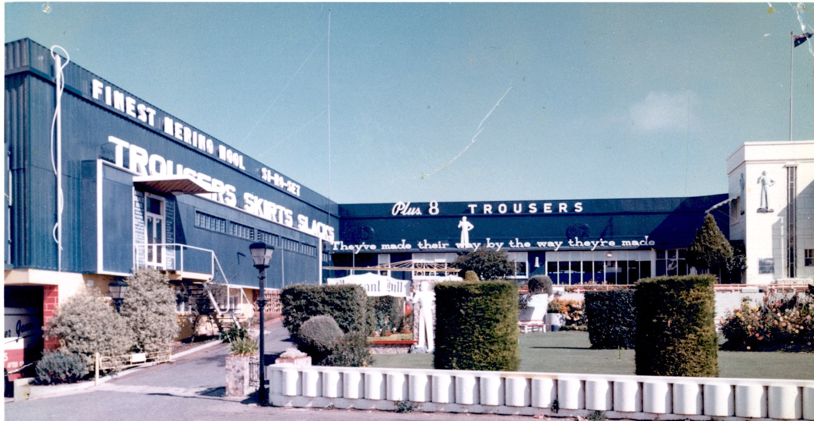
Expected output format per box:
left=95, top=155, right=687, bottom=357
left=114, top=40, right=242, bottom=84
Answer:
left=269, top=365, right=814, bottom=419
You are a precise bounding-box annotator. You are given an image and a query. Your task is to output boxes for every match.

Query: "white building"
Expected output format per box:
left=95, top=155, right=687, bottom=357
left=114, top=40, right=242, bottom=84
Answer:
left=727, top=141, right=814, bottom=284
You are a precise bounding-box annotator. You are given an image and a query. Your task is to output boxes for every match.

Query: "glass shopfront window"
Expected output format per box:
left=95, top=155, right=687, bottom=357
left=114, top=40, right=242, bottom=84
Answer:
left=546, top=250, right=656, bottom=285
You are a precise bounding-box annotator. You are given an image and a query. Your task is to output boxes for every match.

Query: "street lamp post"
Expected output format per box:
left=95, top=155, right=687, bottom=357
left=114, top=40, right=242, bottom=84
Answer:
left=249, top=242, right=274, bottom=405
left=109, top=278, right=128, bottom=313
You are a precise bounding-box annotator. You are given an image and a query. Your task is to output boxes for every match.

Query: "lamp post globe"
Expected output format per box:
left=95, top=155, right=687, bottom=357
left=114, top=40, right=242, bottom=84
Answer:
left=249, top=242, right=274, bottom=404
left=109, top=278, right=128, bottom=313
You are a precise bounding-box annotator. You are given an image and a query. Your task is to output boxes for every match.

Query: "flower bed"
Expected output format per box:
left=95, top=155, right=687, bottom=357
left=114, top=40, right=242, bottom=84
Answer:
left=367, top=333, right=416, bottom=354
left=721, top=291, right=813, bottom=351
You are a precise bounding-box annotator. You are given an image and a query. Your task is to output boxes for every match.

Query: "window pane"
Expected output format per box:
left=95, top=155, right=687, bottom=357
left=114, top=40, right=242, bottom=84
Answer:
left=593, top=261, right=605, bottom=284
left=547, top=262, right=560, bottom=284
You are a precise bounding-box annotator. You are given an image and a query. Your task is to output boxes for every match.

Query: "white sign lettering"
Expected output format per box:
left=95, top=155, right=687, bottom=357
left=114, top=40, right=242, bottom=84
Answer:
left=108, top=136, right=334, bottom=242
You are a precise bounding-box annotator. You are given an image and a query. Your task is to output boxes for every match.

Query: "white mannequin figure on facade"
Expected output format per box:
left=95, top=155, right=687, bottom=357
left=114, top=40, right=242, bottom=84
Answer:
left=412, top=280, right=435, bottom=352
left=458, top=216, right=474, bottom=247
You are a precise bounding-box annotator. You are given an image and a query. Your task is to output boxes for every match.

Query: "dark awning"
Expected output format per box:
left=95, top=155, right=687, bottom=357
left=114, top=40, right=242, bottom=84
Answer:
left=133, top=175, right=217, bottom=195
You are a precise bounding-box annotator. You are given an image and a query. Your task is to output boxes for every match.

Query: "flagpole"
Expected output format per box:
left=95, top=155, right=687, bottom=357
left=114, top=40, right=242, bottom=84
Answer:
left=789, top=31, right=794, bottom=141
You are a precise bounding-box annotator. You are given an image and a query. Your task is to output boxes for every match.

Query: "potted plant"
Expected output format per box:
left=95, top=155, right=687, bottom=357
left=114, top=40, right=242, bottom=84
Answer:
left=225, top=336, right=259, bottom=397
left=545, top=298, right=567, bottom=331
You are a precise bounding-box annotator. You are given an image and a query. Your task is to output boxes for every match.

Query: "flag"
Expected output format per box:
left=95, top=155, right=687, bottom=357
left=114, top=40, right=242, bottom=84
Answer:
left=794, top=32, right=813, bottom=48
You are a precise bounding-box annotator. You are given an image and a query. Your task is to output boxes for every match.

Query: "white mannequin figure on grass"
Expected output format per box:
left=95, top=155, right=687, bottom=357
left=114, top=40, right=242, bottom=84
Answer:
left=412, top=280, right=435, bottom=353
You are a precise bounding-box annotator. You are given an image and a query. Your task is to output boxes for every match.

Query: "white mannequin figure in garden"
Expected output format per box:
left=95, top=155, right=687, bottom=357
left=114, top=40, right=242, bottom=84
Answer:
left=412, top=280, right=435, bottom=352
left=521, top=275, right=551, bottom=323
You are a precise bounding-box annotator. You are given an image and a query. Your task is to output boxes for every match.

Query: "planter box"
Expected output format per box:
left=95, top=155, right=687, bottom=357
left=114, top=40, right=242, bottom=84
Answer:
left=369, top=339, right=417, bottom=354
left=274, top=355, right=312, bottom=366
left=225, top=355, right=258, bottom=397
left=545, top=313, right=565, bottom=328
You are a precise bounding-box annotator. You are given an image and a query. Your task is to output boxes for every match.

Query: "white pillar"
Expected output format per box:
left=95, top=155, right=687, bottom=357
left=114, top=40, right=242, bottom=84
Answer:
left=672, top=382, right=701, bottom=415
left=803, top=386, right=814, bottom=421
left=282, top=368, right=300, bottom=397
left=585, top=379, right=611, bottom=411
left=703, top=383, right=734, bottom=416
left=642, top=381, right=671, bottom=414
left=386, top=372, right=408, bottom=401
left=322, top=370, right=342, bottom=398
left=735, top=384, right=767, bottom=418
left=613, top=380, right=641, bottom=413
left=479, top=374, right=503, bottom=406
left=455, top=374, right=478, bottom=405
left=769, top=385, right=801, bottom=420
left=365, top=371, right=385, bottom=400
left=557, top=377, right=584, bottom=410
left=432, top=373, right=453, bottom=403
left=505, top=377, right=530, bottom=407
left=531, top=377, right=556, bottom=408
left=409, top=373, right=431, bottom=402
left=344, top=370, right=364, bottom=399
left=302, top=369, right=321, bottom=398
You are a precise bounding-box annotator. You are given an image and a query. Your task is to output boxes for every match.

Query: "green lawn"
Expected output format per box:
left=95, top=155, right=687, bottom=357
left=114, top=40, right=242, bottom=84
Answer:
left=372, top=331, right=814, bottom=380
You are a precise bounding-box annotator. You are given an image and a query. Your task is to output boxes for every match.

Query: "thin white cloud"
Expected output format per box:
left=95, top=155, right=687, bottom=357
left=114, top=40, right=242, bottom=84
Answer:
left=628, top=91, right=700, bottom=134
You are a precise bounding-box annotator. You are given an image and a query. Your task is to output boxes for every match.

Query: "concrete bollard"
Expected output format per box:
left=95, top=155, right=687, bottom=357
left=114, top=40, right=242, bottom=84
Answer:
left=505, top=376, right=530, bottom=407
left=455, top=374, right=478, bottom=405
left=322, top=370, right=342, bottom=398
left=344, top=370, right=364, bottom=399
left=558, top=377, right=584, bottom=410
left=301, top=369, right=321, bottom=397
left=386, top=372, right=408, bottom=401
left=365, top=371, right=385, bottom=400
left=432, top=373, right=454, bottom=403
left=409, top=373, right=431, bottom=402
left=703, top=383, right=734, bottom=416
left=585, top=379, right=612, bottom=411
left=531, top=377, right=556, bottom=408
left=613, top=379, right=641, bottom=413
left=672, top=382, right=701, bottom=415
left=479, top=374, right=503, bottom=406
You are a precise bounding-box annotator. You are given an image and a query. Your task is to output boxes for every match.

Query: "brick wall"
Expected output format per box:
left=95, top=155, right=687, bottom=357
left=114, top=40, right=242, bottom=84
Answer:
left=42, top=285, right=60, bottom=350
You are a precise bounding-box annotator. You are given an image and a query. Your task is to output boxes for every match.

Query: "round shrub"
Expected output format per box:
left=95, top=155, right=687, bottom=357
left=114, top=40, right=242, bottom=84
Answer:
left=44, top=288, right=134, bottom=368
left=528, top=275, right=553, bottom=296
left=324, top=332, right=374, bottom=367
left=634, top=275, right=718, bottom=377
left=35, top=351, right=89, bottom=385
left=120, top=269, right=180, bottom=353
left=463, top=270, right=480, bottom=282
left=434, top=281, right=520, bottom=371
left=298, top=315, right=343, bottom=363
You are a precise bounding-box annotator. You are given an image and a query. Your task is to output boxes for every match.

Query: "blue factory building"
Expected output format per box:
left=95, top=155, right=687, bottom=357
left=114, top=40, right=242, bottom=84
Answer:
left=4, top=38, right=732, bottom=374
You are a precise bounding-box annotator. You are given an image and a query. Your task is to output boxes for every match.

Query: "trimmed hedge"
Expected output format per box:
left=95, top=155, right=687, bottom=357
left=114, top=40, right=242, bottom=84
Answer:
left=281, top=284, right=366, bottom=339
left=434, top=281, right=520, bottom=371
left=585, top=289, right=636, bottom=349
left=634, top=275, right=718, bottom=377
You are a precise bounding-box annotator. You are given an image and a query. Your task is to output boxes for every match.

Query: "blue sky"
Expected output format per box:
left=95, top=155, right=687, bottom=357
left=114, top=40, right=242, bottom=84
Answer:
left=6, top=2, right=814, bottom=204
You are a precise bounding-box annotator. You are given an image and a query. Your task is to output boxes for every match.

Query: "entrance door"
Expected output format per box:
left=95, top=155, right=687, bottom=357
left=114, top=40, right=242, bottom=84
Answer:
left=145, top=194, right=165, bottom=268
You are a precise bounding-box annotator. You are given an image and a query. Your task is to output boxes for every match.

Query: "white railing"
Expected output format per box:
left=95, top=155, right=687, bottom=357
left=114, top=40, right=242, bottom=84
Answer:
left=268, top=365, right=814, bottom=420
left=134, top=243, right=215, bottom=276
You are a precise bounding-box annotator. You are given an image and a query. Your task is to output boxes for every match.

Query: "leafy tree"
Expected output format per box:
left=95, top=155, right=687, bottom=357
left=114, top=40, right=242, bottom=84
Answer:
left=120, top=269, right=180, bottom=353
left=687, top=214, right=733, bottom=275
left=44, top=288, right=134, bottom=367
left=453, top=249, right=514, bottom=281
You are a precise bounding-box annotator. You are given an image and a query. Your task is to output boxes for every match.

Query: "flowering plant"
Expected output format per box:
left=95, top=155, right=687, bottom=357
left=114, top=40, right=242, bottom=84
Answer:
left=548, top=298, right=587, bottom=326
left=721, top=292, right=813, bottom=351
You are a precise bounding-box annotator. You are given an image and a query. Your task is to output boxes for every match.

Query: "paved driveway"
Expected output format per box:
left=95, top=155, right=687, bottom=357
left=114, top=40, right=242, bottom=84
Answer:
left=5, top=319, right=552, bottom=421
